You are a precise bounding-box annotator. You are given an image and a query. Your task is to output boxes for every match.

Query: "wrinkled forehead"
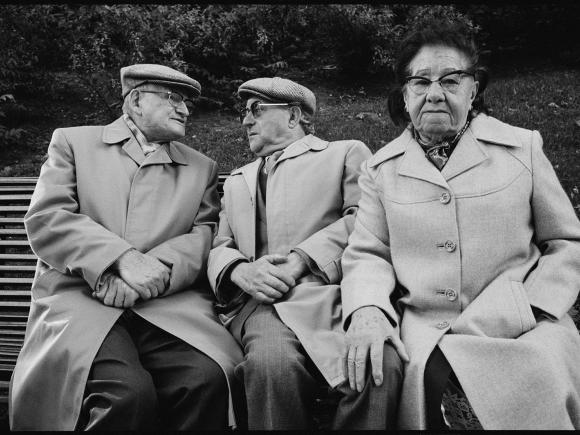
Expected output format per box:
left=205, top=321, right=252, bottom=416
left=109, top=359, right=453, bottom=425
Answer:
left=408, top=44, right=471, bottom=76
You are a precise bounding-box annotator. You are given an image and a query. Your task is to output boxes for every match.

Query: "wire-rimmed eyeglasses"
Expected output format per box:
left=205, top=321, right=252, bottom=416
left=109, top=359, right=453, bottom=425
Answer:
left=405, top=70, right=475, bottom=95
left=239, top=101, right=299, bottom=123
left=137, top=90, right=195, bottom=111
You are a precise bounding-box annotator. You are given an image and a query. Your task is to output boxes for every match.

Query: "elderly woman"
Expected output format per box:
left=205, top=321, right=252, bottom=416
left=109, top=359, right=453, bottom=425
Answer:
left=340, top=20, right=580, bottom=430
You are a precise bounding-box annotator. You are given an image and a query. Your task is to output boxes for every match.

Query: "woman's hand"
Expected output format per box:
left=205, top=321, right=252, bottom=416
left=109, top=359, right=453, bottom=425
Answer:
left=346, top=305, right=409, bottom=392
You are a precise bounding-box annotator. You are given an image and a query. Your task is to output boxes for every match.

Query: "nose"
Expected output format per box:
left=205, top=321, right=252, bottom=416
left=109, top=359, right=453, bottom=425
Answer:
left=176, top=102, right=189, bottom=116
left=425, top=81, right=445, bottom=103
left=241, top=111, right=254, bottom=127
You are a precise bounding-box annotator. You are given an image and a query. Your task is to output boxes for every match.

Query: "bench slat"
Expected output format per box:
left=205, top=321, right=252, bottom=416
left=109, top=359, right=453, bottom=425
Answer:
left=0, top=229, right=27, bottom=235
left=0, top=254, right=37, bottom=260
left=0, top=241, right=31, bottom=247
left=0, top=218, right=24, bottom=224
left=0, top=195, right=32, bottom=201
left=0, top=277, right=34, bottom=284
left=0, top=266, right=36, bottom=272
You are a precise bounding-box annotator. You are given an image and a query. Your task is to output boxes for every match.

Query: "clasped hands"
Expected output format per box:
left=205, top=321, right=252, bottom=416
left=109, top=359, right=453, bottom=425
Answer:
left=92, top=248, right=170, bottom=308
left=229, top=252, right=307, bottom=304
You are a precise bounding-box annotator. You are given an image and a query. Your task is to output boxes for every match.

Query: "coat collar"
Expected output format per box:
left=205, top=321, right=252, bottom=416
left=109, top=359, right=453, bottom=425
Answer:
left=368, top=114, right=522, bottom=186
left=229, top=134, right=329, bottom=204
left=275, top=134, right=329, bottom=165
left=102, top=116, right=188, bottom=166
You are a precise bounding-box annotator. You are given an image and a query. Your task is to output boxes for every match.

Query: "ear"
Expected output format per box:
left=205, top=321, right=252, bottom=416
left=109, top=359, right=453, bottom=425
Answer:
left=288, top=106, right=302, bottom=128
left=128, top=89, right=143, bottom=116
left=470, top=80, right=479, bottom=103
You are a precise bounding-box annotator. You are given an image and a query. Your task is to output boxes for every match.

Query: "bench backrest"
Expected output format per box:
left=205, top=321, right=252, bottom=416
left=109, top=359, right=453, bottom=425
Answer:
left=0, top=174, right=228, bottom=403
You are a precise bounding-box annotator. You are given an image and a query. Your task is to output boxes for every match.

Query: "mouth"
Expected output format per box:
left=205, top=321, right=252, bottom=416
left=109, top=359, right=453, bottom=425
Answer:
left=171, top=118, right=186, bottom=126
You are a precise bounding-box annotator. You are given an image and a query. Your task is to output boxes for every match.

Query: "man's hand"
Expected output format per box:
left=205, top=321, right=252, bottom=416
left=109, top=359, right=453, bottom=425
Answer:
left=346, top=305, right=409, bottom=392
left=92, top=272, right=140, bottom=308
left=276, top=251, right=308, bottom=281
left=229, top=254, right=296, bottom=304
left=113, top=249, right=170, bottom=300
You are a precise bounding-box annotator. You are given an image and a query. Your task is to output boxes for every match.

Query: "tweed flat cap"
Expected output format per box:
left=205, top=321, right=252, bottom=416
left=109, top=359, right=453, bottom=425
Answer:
left=238, top=77, right=316, bottom=116
left=120, top=64, right=201, bottom=99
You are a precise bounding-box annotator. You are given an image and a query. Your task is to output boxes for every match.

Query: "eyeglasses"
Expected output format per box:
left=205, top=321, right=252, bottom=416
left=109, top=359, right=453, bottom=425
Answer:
left=137, top=90, right=195, bottom=111
left=239, top=101, right=299, bottom=123
left=405, top=70, right=475, bottom=95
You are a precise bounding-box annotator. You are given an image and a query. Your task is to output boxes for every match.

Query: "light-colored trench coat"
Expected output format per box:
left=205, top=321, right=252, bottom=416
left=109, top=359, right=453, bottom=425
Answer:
left=208, top=134, right=371, bottom=387
left=341, top=114, right=580, bottom=429
left=9, top=117, right=243, bottom=430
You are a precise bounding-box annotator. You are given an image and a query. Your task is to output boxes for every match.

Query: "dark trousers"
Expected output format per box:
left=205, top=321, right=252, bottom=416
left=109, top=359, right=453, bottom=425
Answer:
left=234, top=303, right=403, bottom=430
left=76, top=310, right=229, bottom=430
left=424, top=345, right=453, bottom=430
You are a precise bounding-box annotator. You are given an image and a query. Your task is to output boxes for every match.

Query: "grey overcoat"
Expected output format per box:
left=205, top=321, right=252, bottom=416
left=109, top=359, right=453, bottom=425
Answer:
left=9, top=117, right=243, bottom=430
left=341, top=114, right=580, bottom=429
left=208, top=135, right=371, bottom=387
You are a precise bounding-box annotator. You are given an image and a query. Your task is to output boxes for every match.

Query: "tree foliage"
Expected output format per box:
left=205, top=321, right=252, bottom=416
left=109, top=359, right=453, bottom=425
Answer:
left=0, top=3, right=577, bottom=123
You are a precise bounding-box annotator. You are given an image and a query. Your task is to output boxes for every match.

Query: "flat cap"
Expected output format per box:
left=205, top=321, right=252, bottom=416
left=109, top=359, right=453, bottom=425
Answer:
left=238, top=77, right=316, bottom=116
left=120, top=64, right=201, bottom=99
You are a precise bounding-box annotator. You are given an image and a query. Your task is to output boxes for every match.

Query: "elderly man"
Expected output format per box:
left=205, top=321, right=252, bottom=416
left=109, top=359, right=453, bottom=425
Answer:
left=207, top=77, right=403, bottom=430
left=9, top=64, right=243, bottom=430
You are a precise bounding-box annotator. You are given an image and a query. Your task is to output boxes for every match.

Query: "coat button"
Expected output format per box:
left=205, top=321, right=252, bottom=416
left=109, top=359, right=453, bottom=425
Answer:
left=440, top=192, right=451, bottom=204
left=445, top=288, right=457, bottom=301
left=444, top=240, right=456, bottom=252
left=436, top=321, right=450, bottom=329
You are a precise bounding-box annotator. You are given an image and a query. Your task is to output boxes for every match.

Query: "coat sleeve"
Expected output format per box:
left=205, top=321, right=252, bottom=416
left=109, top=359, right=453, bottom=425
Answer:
left=340, top=160, right=400, bottom=330
left=146, top=161, right=220, bottom=296
left=24, top=128, right=134, bottom=290
left=523, top=130, right=580, bottom=319
left=207, top=177, right=249, bottom=301
left=295, top=141, right=372, bottom=284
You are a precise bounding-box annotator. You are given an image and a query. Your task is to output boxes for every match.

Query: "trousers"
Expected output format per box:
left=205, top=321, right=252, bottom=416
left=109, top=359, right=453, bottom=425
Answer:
left=233, top=303, right=403, bottom=430
left=76, top=310, right=229, bottom=430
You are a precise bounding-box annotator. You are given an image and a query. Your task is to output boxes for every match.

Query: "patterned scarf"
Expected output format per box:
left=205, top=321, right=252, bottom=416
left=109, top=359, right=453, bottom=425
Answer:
left=413, top=120, right=471, bottom=170
left=123, top=114, right=165, bottom=156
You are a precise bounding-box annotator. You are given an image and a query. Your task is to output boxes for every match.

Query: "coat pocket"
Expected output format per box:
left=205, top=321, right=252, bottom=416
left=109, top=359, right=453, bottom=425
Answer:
left=451, top=275, right=536, bottom=339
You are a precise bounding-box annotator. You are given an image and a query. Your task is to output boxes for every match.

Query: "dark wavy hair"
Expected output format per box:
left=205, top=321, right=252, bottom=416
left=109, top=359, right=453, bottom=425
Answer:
left=387, top=19, right=489, bottom=126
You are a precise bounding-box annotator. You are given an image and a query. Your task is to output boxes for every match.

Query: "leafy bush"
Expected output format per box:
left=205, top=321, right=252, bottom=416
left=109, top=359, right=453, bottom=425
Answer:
left=0, top=3, right=576, bottom=115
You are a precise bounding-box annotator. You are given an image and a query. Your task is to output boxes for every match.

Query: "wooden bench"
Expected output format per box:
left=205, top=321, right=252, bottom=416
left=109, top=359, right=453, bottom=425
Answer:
left=0, top=175, right=338, bottom=429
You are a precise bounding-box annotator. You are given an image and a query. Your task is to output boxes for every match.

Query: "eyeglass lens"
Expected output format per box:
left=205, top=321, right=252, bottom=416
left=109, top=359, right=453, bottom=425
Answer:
left=407, top=71, right=470, bottom=94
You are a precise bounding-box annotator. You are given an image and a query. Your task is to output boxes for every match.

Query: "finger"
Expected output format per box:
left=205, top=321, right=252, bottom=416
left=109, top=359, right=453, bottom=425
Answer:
left=268, top=265, right=296, bottom=289
left=346, top=346, right=357, bottom=391
left=370, top=340, right=385, bottom=386
left=264, top=254, right=288, bottom=265
left=113, top=287, right=125, bottom=307
left=390, top=335, right=410, bottom=363
left=253, top=291, right=275, bottom=304
left=256, top=284, right=284, bottom=300
left=103, top=285, right=116, bottom=306
left=355, top=345, right=368, bottom=392
left=123, top=289, right=137, bottom=308
left=259, top=274, right=290, bottom=296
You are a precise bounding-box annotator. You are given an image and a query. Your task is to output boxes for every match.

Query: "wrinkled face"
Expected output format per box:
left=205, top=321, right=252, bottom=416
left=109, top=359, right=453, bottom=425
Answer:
left=241, top=97, right=295, bottom=156
left=403, top=44, right=478, bottom=142
left=136, top=84, right=190, bottom=142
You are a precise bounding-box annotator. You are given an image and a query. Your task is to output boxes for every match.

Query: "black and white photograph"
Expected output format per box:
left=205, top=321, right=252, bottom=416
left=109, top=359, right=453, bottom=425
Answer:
left=1, top=3, right=580, bottom=431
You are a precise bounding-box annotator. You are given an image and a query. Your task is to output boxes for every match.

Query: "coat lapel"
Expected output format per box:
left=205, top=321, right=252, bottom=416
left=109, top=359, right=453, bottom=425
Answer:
left=238, top=159, right=262, bottom=206
left=398, top=137, right=449, bottom=189
left=441, top=130, right=489, bottom=181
